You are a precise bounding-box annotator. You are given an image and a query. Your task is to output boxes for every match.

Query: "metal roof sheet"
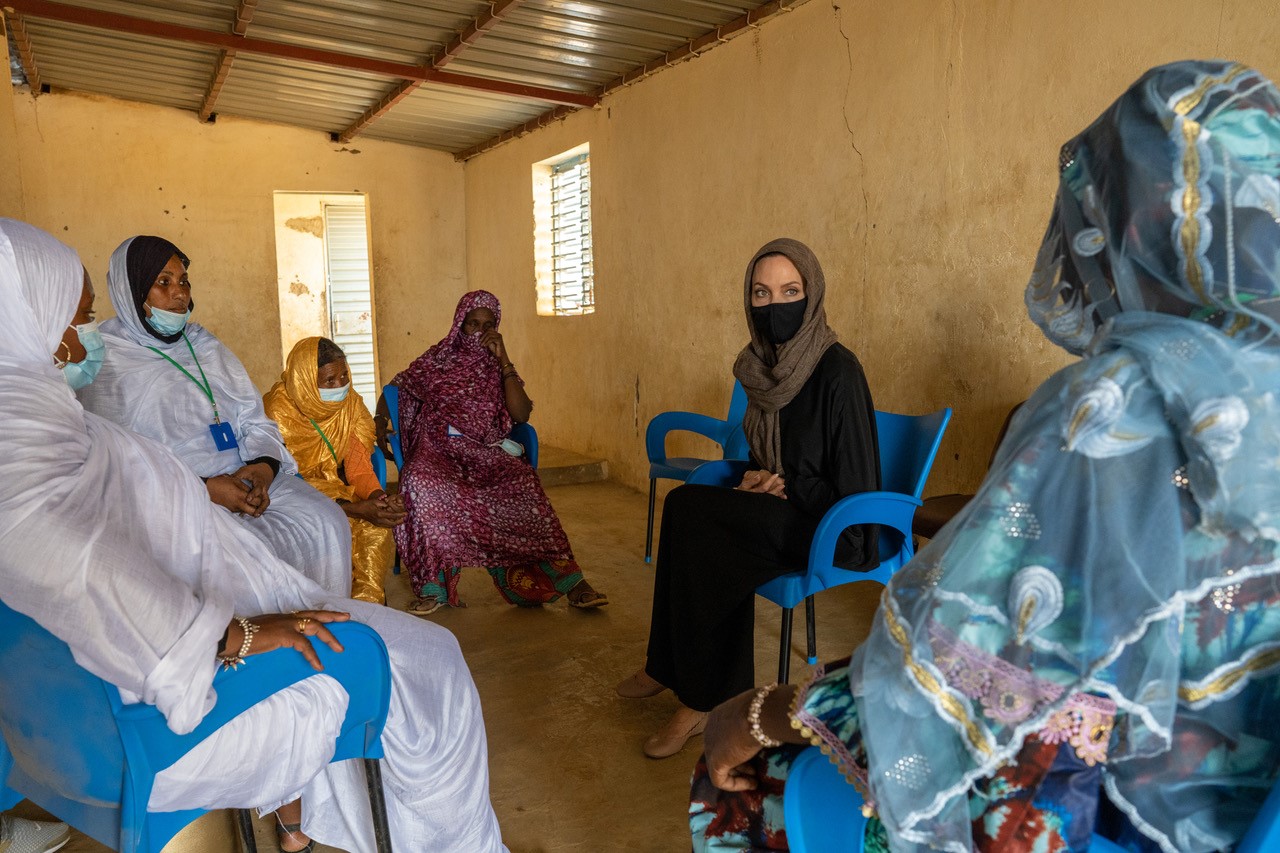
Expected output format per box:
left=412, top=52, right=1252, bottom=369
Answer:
left=5, top=0, right=801, bottom=154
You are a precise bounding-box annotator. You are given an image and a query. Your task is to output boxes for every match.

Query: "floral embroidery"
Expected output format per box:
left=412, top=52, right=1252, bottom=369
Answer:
left=930, top=625, right=1117, bottom=765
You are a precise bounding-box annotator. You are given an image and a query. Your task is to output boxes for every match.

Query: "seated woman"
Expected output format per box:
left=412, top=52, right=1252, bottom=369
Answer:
left=617, top=238, right=881, bottom=759
left=77, top=236, right=352, bottom=597
left=0, top=218, right=505, bottom=851
left=690, top=60, right=1280, bottom=852
left=264, top=337, right=405, bottom=605
left=382, top=290, right=606, bottom=615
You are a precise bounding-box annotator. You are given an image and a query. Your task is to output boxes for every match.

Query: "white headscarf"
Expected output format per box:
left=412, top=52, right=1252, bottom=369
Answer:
left=0, top=220, right=328, bottom=734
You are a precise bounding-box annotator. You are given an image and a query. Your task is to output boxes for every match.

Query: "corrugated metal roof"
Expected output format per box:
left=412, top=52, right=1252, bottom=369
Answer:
left=25, top=17, right=219, bottom=112
left=4, top=0, right=801, bottom=155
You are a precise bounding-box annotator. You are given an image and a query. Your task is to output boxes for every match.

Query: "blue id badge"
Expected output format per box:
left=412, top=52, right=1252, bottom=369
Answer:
left=209, top=421, right=239, bottom=450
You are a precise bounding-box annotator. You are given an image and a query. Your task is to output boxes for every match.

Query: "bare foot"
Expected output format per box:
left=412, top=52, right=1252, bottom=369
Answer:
left=643, top=706, right=709, bottom=759
left=615, top=668, right=667, bottom=699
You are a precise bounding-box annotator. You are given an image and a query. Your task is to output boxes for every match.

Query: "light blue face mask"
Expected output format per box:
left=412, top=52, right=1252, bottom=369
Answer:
left=145, top=303, right=191, bottom=336
left=61, top=320, right=105, bottom=390
left=318, top=382, right=350, bottom=403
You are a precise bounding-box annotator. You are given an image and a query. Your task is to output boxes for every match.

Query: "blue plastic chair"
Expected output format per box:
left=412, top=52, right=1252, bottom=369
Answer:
left=784, top=745, right=1194, bottom=853
left=644, top=381, right=750, bottom=562
left=0, top=600, right=394, bottom=853
left=383, top=383, right=538, bottom=470
left=688, top=408, right=951, bottom=682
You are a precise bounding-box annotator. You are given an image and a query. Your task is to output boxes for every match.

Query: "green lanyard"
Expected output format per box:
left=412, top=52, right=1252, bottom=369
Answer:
left=146, top=334, right=222, bottom=424
left=309, top=419, right=339, bottom=464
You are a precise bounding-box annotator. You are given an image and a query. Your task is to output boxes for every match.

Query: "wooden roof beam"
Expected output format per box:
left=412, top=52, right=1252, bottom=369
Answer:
left=4, top=10, right=42, bottom=92
left=455, top=0, right=807, bottom=160
left=5, top=0, right=595, bottom=108
left=198, top=0, right=257, bottom=122
left=336, top=0, right=527, bottom=143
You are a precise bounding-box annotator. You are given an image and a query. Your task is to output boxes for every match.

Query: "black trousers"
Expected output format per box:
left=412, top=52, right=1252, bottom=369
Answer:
left=644, top=484, right=818, bottom=712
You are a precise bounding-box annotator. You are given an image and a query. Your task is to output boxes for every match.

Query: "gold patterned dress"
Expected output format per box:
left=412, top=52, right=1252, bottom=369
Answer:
left=264, top=338, right=396, bottom=603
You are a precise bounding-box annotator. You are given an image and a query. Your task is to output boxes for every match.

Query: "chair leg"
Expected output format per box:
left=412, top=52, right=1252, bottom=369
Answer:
left=645, top=479, right=657, bottom=563
left=392, top=546, right=401, bottom=576
left=805, top=596, right=817, bottom=666
left=365, top=758, right=394, bottom=853
left=235, top=808, right=259, bottom=853
left=778, top=607, right=793, bottom=684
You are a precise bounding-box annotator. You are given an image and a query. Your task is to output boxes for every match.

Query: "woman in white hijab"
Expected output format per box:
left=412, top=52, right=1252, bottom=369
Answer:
left=77, top=235, right=352, bottom=597
left=0, top=219, right=506, bottom=851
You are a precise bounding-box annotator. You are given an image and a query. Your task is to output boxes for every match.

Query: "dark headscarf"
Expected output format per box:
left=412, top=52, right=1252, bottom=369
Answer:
left=125, top=236, right=191, bottom=344
left=732, top=238, right=840, bottom=474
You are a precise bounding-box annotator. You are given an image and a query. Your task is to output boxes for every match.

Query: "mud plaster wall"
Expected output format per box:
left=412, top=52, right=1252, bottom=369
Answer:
left=0, top=89, right=465, bottom=392
left=462, top=0, right=1280, bottom=497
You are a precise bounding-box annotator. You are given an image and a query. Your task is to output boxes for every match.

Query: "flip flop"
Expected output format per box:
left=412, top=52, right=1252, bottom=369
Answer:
left=407, top=597, right=444, bottom=616
left=568, top=588, right=609, bottom=609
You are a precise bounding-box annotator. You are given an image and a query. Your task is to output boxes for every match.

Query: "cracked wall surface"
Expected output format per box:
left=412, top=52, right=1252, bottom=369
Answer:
left=461, top=0, right=1280, bottom=497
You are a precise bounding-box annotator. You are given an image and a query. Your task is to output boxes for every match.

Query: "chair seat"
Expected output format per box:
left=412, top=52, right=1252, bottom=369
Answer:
left=649, top=457, right=715, bottom=481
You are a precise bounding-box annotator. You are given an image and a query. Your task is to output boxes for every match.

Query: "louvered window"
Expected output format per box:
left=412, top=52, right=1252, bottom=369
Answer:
left=323, top=204, right=378, bottom=404
left=549, top=153, right=594, bottom=315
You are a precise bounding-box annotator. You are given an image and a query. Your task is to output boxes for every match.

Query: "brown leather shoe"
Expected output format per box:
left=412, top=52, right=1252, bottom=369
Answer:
left=643, top=709, right=708, bottom=759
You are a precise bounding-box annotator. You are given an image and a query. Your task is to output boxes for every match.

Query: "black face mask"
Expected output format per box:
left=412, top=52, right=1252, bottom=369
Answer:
left=750, top=298, right=808, bottom=346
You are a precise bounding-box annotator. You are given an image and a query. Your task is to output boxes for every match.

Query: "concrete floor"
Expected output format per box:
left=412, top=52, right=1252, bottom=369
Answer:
left=4, top=471, right=882, bottom=852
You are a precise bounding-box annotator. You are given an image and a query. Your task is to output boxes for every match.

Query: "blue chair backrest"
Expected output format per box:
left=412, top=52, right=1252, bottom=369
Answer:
left=0, top=607, right=128, bottom=807
left=874, top=409, right=951, bottom=498
left=371, top=447, right=388, bottom=490
left=509, top=421, right=538, bottom=469
left=383, top=384, right=404, bottom=471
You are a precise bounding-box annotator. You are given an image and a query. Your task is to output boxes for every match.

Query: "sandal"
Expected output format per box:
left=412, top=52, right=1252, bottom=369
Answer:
left=276, top=821, right=314, bottom=853
left=407, top=596, right=444, bottom=616
left=567, top=582, right=609, bottom=609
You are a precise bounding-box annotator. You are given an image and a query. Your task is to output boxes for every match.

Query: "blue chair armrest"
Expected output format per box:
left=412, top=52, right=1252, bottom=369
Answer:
left=371, top=448, right=388, bottom=490
left=806, top=491, right=922, bottom=575
left=686, top=459, right=750, bottom=488
left=645, top=411, right=731, bottom=463
left=115, top=622, right=391, bottom=774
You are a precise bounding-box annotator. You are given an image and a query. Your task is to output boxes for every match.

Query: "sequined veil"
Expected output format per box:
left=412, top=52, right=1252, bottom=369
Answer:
left=848, top=61, right=1280, bottom=852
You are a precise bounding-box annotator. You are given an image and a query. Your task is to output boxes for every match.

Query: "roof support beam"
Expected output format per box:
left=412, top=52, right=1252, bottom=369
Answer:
left=4, top=10, right=42, bottom=92
left=455, top=0, right=808, bottom=161
left=336, top=0, right=527, bottom=143
left=198, top=0, right=257, bottom=122
left=5, top=0, right=595, bottom=108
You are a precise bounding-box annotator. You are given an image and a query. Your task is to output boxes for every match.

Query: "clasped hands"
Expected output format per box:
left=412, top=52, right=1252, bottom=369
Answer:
left=736, top=469, right=787, bottom=499
left=207, top=461, right=275, bottom=517
left=345, top=491, right=407, bottom=528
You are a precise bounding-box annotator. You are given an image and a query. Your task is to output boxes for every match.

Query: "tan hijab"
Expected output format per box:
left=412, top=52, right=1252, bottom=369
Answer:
left=731, top=238, right=839, bottom=475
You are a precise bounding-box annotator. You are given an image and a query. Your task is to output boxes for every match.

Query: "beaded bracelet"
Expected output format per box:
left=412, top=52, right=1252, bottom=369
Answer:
left=748, top=683, right=782, bottom=748
left=218, top=617, right=257, bottom=670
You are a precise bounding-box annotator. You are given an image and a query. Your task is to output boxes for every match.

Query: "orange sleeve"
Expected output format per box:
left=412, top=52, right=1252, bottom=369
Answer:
left=344, top=434, right=383, bottom=500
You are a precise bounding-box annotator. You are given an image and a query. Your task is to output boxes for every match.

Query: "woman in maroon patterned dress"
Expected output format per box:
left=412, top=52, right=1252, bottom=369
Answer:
left=385, top=290, right=607, bottom=615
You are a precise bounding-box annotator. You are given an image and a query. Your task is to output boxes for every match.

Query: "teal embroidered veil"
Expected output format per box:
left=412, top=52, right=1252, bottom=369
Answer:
left=851, top=61, right=1280, bottom=852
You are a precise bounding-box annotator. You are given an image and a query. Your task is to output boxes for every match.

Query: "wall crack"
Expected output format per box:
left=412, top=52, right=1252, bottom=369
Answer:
left=833, top=0, right=870, bottom=292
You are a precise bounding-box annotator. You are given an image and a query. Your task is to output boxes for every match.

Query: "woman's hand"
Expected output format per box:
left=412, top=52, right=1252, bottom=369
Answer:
left=224, top=610, right=351, bottom=672
left=479, top=329, right=509, bottom=364
left=735, top=470, right=787, bottom=499
left=232, top=462, right=274, bottom=516
left=703, top=689, right=766, bottom=791
left=342, top=494, right=407, bottom=528
left=206, top=474, right=258, bottom=515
